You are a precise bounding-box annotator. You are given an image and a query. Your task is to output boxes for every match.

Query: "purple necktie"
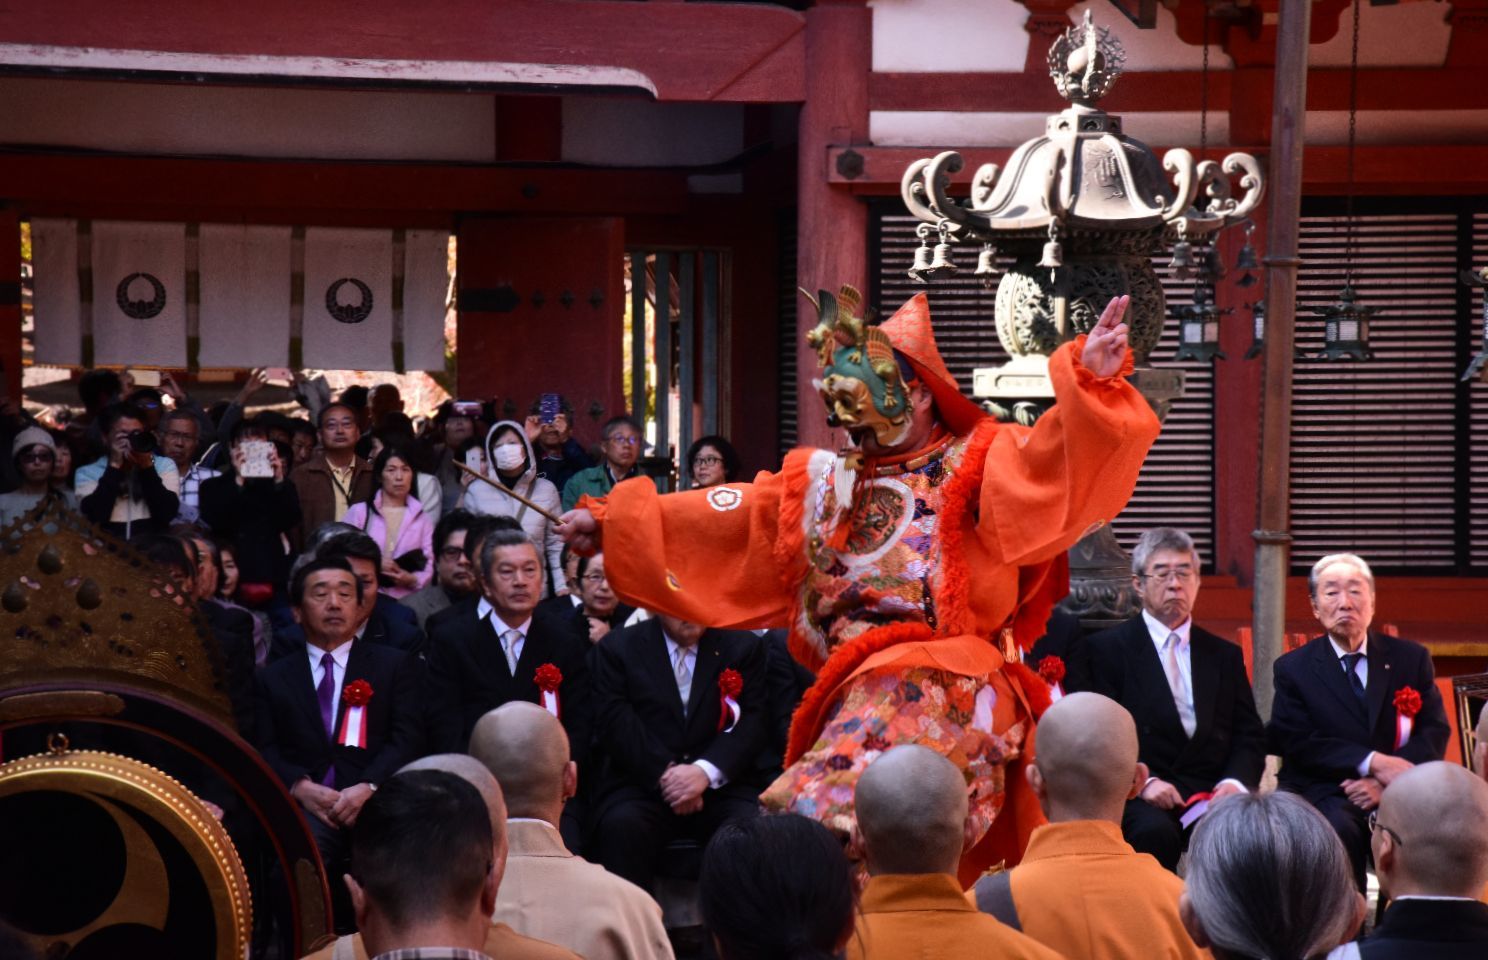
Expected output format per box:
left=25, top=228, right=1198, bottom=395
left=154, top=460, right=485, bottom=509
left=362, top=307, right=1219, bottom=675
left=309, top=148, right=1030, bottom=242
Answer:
left=317, top=651, right=336, bottom=786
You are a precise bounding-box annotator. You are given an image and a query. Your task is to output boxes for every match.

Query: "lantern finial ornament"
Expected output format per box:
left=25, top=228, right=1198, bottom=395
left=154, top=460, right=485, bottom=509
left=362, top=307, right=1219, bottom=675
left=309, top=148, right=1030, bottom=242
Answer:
left=1048, top=10, right=1127, bottom=106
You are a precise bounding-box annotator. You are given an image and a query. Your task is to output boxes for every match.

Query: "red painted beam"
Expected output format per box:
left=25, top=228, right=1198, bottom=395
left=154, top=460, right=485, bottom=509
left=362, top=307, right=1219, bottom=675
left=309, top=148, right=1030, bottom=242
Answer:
left=0, top=0, right=805, bottom=103
left=870, top=67, right=1488, bottom=113
left=0, top=153, right=690, bottom=224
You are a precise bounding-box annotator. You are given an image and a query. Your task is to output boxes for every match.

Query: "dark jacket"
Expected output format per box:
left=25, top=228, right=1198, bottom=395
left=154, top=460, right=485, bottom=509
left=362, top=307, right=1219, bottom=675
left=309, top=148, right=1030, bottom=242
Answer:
left=589, top=620, right=768, bottom=810
left=77, top=459, right=180, bottom=538
left=1361, top=898, right=1488, bottom=959
left=425, top=602, right=593, bottom=760
left=200, top=598, right=258, bottom=736
left=288, top=452, right=372, bottom=547
left=1028, top=607, right=1093, bottom=694
left=198, top=474, right=301, bottom=593
left=1269, top=632, right=1450, bottom=803
left=535, top=437, right=592, bottom=497
left=253, top=639, right=425, bottom=790
left=1090, top=615, right=1267, bottom=796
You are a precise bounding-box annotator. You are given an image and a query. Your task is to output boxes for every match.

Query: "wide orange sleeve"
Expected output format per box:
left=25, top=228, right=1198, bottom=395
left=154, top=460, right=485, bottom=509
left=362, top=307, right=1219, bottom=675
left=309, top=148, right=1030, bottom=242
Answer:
left=588, top=452, right=811, bottom=630
left=977, top=337, right=1162, bottom=566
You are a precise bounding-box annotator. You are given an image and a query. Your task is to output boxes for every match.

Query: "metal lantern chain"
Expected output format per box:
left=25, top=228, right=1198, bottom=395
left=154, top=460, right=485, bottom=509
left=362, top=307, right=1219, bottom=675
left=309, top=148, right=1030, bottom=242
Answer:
left=1314, top=0, right=1376, bottom=362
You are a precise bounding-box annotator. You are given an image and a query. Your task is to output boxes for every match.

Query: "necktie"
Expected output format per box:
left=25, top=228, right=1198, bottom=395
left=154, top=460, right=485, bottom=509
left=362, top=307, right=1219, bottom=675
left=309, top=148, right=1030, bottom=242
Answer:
left=674, top=646, right=693, bottom=715
left=1164, top=633, right=1197, bottom=738
left=1342, top=652, right=1366, bottom=704
left=316, top=651, right=337, bottom=786
left=502, top=629, right=520, bottom=675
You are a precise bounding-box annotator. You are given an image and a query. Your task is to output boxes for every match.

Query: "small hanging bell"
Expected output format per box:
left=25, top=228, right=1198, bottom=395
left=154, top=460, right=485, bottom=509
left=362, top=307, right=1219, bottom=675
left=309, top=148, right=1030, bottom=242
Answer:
left=975, top=243, right=997, bottom=277
left=1235, top=241, right=1259, bottom=271
left=1171, top=239, right=1195, bottom=279
left=1236, top=271, right=1259, bottom=289
left=908, top=235, right=933, bottom=281
left=929, top=241, right=958, bottom=275
left=1039, top=238, right=1064, bottom=270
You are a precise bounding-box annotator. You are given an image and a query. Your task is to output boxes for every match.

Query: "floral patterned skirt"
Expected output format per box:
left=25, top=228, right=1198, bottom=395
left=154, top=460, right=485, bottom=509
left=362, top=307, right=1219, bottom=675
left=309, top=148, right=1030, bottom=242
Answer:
left=760, top=663, right=1028, bottom=844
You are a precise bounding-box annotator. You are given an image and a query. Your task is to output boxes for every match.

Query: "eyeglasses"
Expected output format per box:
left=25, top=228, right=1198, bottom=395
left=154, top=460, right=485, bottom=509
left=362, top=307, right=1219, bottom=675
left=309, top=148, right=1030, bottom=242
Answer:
left=1141, top=566, right=1197, bottom=584
left=439, top=547, right=468, bottom=562
left=581, top=573, right=609, bottom=585
left=605, top=435, right=640, bottom=447
left=693, top=455, right=723, bottom=468
left=1368, top=810, right=1404, bottom=846
left=19, top=451, right=55, bottom=464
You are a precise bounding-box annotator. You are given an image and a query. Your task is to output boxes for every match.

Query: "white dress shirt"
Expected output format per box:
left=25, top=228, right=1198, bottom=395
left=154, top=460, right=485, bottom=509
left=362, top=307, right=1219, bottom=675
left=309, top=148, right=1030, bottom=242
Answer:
left=662, top=629, right=726, bottom=790
left=1140, top=611, right=1246, bottom=796
left=487, top=610, right=531, bottom=670
left=1328, top=637, right=1377, bottom=777
left=307, top=639, right=355, bottom=728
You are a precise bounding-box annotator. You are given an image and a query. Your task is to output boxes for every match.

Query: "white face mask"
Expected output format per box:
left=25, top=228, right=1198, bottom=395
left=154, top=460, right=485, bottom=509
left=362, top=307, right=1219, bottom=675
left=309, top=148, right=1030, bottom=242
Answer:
left=493, top=442, right=526, bottom=472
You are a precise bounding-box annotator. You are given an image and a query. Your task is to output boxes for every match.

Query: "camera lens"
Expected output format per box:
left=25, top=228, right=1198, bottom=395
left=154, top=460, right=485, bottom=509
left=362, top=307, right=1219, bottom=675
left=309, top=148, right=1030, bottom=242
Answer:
left=127, top=430, right=156, bottom=454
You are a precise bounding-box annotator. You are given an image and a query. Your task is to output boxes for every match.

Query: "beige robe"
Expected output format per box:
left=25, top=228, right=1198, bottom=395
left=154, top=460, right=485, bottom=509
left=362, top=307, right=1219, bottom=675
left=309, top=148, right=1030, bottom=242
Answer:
left=495, top=818, right=675, bottom=960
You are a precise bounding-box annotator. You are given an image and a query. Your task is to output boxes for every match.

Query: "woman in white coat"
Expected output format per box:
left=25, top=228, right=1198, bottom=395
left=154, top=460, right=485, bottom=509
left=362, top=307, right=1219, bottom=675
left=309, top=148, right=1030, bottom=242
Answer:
left=461, top=420, right=568, bottom=594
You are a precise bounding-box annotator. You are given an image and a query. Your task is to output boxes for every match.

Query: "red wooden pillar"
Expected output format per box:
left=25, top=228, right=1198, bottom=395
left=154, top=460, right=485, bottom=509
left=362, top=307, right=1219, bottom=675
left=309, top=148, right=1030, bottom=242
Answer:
left=1212, top=203, right=1265, bottom=583
left=456, top=217, right=625, bottom=448
left=0, top=208, right=21, bottom=403
left=796, top=0, right=870, bottom=451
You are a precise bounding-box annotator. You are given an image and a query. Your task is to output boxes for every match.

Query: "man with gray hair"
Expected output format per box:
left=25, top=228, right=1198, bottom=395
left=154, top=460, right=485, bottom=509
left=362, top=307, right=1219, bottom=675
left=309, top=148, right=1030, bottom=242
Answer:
left=848, top=745, right=1063, bottom=960
left=1268, top=552, right=1449, bottom=891
left=1088, top=527, right=1264, bottom=871
left=1355, top=762, right=1488, bottom=957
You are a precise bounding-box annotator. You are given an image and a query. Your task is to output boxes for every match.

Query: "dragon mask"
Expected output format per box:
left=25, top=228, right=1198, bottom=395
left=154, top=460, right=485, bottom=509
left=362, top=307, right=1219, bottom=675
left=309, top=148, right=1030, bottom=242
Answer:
left=803, top=285, right=914, bottom=448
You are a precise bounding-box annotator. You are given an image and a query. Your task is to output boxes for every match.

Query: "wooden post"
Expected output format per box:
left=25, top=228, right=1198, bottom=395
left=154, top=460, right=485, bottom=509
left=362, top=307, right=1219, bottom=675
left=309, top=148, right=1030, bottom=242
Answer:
left=795, top=0, right=870, bottom=451
left=1252, top=0, right=1313, bottom=719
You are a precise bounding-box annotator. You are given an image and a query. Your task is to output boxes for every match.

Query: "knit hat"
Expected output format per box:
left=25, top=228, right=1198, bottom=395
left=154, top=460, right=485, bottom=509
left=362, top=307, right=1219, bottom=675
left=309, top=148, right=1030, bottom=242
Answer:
left=878, top=293, right=987, bottom=436
left=11, top=426, right=56, bottom=459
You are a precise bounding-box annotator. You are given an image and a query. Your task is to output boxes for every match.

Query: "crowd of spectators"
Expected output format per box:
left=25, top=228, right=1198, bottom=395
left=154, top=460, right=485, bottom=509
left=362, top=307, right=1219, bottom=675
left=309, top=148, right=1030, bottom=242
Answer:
left=0, top=368, right=1484, bottom=960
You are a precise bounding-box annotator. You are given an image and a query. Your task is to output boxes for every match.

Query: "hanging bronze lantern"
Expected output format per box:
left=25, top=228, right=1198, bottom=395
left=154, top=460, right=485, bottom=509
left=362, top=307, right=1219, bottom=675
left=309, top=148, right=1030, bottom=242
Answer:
left=1174, top=283, right=1228, bottom=361
left=1314, top=284, right=1375, bottom=361
left=1245, top=299, right=1265, bottom=360
left=1458, top=268, right=1488, bottom=380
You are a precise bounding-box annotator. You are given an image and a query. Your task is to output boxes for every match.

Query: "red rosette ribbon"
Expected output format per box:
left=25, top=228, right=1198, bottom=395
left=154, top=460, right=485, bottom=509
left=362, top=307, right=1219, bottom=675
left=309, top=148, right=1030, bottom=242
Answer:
left=1393, top=686, right=1422, bottom=750
left=337, top=679, right=374, bottom=749
left=1037, top=655, right=1067, bottom=702
left=717, top=668, right=743, bottom=733
left=535, top=663, right=563, bottom=719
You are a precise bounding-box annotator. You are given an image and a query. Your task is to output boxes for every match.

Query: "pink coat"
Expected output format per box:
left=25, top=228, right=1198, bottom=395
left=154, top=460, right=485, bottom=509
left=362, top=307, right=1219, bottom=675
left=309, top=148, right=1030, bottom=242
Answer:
left=341, top=491, right=435, bottom=598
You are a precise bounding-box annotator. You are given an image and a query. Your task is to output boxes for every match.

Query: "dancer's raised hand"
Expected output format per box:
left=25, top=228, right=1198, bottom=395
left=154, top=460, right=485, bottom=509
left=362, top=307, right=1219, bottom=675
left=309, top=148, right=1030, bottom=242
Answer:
left=1081, top=294, right=1131, bottom=378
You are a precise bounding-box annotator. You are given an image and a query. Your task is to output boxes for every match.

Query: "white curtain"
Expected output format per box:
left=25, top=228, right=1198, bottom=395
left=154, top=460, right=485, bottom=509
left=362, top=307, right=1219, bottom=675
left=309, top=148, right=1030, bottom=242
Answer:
left=198, top=224, right=293, bottom=367
left=91, top=220, right=187, bottom=367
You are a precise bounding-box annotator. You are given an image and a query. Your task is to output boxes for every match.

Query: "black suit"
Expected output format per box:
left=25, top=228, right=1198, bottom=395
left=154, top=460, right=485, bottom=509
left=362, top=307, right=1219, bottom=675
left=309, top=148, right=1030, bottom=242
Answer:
left=1268, top=632, right=1450, bottom=889
left=1028, top=607, right=1093, bottom=694
left=1361, top=898, right=1488, bottom=959
left=589, top=620, right=767, bottom=888
left=425, top=602, right=593, bottom=760
left=1090, top=615, right=1266, bottom=870
left=747, top=628, right=814, bottom=790
left=253, top=638, right=425, bottom=929
left=200, top=598, right=258, bottom=735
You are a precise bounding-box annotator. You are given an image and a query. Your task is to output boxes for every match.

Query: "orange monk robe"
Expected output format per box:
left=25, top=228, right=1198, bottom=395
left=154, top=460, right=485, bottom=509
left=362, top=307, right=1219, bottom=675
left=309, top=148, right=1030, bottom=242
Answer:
left=848, top=873, right=1069, bottom=960
left=990, top=820, right=1208, bottom=960
left=592, top=338, right=1160, bottom=869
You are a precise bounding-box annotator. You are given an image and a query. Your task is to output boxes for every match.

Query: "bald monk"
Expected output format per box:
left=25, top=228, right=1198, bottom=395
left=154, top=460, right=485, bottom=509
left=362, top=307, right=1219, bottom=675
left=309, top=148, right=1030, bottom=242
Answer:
left=1359, top=762, right=1488, bottom=958
left=972, top=693, right=1205, bottom=960
left=301, top=754, right=579, bottom=960
left=469, top=703, right=675, bottom=960
left=847, top=745, right=1065, bottom=960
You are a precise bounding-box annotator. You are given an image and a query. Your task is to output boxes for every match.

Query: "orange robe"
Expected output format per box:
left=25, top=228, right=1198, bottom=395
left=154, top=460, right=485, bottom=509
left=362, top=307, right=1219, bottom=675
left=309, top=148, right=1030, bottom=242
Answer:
left=989, top=820, right=1207, bottom=960
left=592, top=339, right=1159, bottom=874
left=848, top=873, right=1069, bottom=960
